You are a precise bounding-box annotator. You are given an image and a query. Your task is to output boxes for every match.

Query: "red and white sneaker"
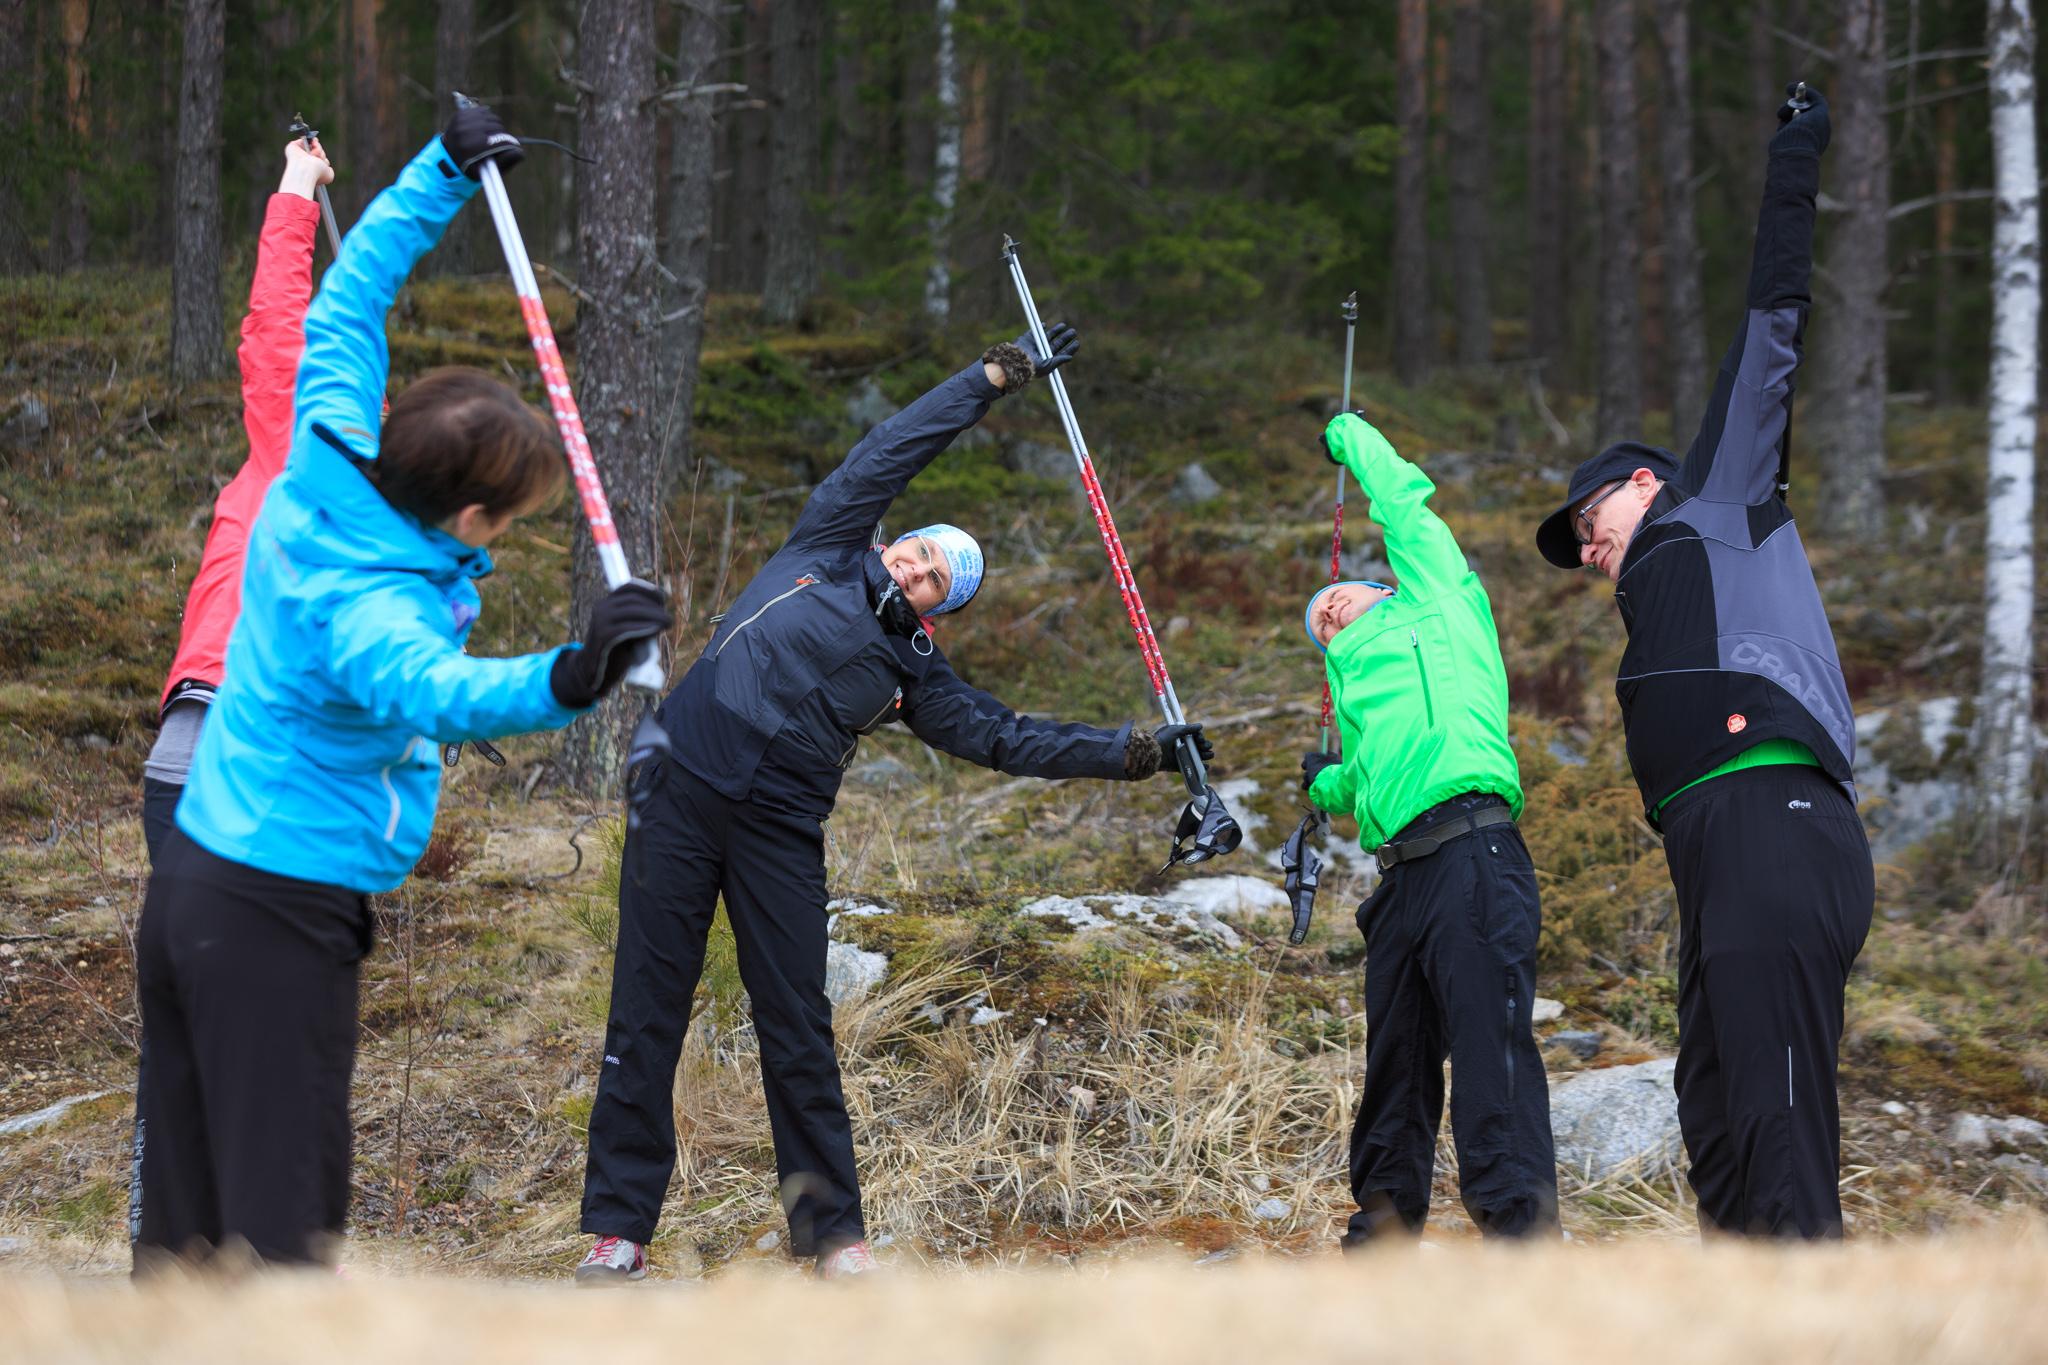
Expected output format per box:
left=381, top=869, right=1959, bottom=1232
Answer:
left=575, top=1235, right=647, bottom=1284
left=816, top=1240, right=878, bottom=1280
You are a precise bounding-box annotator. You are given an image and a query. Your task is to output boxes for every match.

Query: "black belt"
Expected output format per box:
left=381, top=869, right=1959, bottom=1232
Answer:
left=1373, top=804, right=1515, bottom=869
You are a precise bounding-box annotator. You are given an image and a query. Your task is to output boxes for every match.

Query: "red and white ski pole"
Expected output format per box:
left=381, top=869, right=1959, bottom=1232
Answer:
left=460, top=96, right=664, bottom=698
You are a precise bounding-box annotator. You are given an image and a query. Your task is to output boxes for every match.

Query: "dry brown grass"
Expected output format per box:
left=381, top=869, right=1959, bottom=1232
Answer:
left=6, top=1224, right=2048, bottom=1364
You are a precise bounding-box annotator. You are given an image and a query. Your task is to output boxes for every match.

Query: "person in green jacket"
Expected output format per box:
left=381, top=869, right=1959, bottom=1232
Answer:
left=1303, top=411, right=1557, bottom=1243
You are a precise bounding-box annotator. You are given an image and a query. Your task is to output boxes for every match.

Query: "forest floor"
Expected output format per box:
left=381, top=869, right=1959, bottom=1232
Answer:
left=0, top=263, right=2043, bottom=1283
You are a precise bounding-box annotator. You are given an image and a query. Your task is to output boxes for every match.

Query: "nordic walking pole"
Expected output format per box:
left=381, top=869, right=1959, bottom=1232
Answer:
left=1319, top=291, right=1359, bottom=757
left=287, top=113, right=344, bottom=258
left=459, top=97, right=663, bottom=699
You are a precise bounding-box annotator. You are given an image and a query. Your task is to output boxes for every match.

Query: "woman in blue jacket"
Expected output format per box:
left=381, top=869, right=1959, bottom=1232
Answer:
left=575, top=332, right=1210, bottom=1282
left=135, top=105, right=670, bottom=1271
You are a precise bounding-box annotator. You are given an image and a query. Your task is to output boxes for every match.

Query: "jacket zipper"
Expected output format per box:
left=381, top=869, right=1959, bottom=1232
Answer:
left=1411, top=628, right=1436, bottom=728
left=715, top=581, right=810, bottom=658
left=839, top=689, right=903, bottom=767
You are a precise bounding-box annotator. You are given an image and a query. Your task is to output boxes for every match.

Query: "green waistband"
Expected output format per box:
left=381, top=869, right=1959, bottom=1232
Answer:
left=1655, top=738, right=1822, bottom=818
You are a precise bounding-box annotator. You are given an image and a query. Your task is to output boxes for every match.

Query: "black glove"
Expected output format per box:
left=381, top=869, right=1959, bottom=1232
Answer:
left=1771, top=82, right=1829, bottom=156
left=1301, top=750, right=1339, bottom=791
left=444, top=101, right=526, bottom=179
left=982, top=322, right=1079, bottom=393
left=548, top=580, right=672, bottom=709
left=1152, top=722, right=1214, bottom=769
left=1321, top=408, right=1367, bottom=466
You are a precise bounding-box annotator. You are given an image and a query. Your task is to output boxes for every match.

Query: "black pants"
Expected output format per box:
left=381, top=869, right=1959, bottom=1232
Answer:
left=131, top=775, right=184, bottom=1253
left=1344, top=795, right=1558, bottom=1244
left=135, top=828, right=370, bottom=1268
left=581, top=759, right=861, bottom=1256
left=1661, top=765, right=1873, bottom=1239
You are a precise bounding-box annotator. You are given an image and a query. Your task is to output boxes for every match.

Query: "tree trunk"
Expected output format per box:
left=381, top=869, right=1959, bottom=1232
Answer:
left=762, top=0, right=821, bottom=324
left=664, top=0, right=718, bottom=504
left=56, top=0, right=91, bottom=269
left=345, top=0, right=384, bottom=224
left=563, top=0, right=663, bottom=797
left=923, top=0, right=961, bottom=325
left=169, top=0, right=225, bottom=383
left=1447, top=0, right=1490, bottom=366
left=1979, top=0, right=2040, bottom=830
left=1933, top=62, right=1962, bottom=407
left=1528, top=0, right=1566, bottom=377
left=1594, top=0, right=1642, bottom=447
left=723, top=0, right=772, bottom=294
left=1652, top=0, right=1706, bottom=429
left=1811, top=0, right=1889, bottom=538
left=427, top=0, right=476, bottom=275
left=1392, top=0, right=1431, bottom=386
left=0, top=0, right=30, bottom=271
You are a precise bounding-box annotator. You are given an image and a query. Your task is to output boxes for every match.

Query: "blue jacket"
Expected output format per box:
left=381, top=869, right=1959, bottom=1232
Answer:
left=177, top=137, right=582, bottom=893
left=663, top=363, right=1131, bottom=814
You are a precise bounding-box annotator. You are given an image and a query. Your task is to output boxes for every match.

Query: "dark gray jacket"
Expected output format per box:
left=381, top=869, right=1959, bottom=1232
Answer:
left=1612, top=131, right=1856, bottom=823
left=661, top=362, right=1131, bottom=815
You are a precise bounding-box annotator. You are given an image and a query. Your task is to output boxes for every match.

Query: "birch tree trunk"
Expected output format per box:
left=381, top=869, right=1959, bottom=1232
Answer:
left=1980, top=0, right=2041, bottom=828
left=663, top=0, right=718, bottom=501
left=563, top=0, right=663, bottom=796
left=169, top=0, right=225, bottom=383
left=1528, top=0, right=1567, bottom=377
left=1652, top=0, right=1706, bottom=430
left=1811, top=0, right=1889, bottom=537
left=1447, top=0, right=1490, bottom=366
left=1392, top=0, right=1431, bottom=387
left=762, top=0, right=821, bottom=324
left=923, top=0, right=961, bottom=325
left=1594, top=0, right=1643, bottom=447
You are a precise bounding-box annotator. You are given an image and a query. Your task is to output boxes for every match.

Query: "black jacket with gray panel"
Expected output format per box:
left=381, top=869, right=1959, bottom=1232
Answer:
left=1612, top=132, right=1856, bottom=825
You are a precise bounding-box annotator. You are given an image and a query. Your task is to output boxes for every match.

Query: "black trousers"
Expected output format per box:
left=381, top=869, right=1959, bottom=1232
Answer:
left=135, top=828, right=370, bottom=1268
left=1344, top=795, right=1559, bottom=1245
left=131, top=775, right=184, bottom=1253
left=581, top=759, right=862, bottom=1256
left=1661, top=765, right=1873, bottom=1238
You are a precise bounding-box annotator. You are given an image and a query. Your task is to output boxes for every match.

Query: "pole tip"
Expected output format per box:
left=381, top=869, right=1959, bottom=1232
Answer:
left=1342, top=290, right=1358, bottom=321
left=1001, top=234, right=1018, bottom=258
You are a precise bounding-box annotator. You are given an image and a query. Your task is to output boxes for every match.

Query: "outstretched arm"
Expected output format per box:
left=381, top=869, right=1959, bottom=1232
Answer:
left=897, top=645, right=1132, bottom=780
left=1323, top=413, right=1471, bottom=601
left=1682, top=88, right=1829, bottom=504
left=239, top=139, right=331, bottom=483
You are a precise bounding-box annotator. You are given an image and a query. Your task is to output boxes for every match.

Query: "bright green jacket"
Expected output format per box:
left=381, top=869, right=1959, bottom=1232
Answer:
left=1307, top=414, right=1524, bottom=850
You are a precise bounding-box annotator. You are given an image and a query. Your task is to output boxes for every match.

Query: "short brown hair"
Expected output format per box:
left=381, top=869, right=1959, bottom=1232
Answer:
left=370, top=368, right=564, bottom=525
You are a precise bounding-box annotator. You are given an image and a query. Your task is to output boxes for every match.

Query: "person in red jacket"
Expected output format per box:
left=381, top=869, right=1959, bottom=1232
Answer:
left=141, top=136, right=334, bottom=856
left=130, top=136, right=333, bottom=1259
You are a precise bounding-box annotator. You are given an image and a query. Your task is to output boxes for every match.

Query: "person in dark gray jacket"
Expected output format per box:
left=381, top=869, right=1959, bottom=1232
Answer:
left=1532, top=87, right=1871, bottom=1238
left=576, top=328, right=1210, bottom=1282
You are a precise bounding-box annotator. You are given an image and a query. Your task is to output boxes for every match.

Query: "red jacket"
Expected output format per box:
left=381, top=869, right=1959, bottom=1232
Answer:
left=159, top=193, right=321, bottom=713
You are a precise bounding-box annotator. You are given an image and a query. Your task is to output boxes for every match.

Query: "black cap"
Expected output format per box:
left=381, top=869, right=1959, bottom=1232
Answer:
left=1534, top=441, right=1681, bottom=569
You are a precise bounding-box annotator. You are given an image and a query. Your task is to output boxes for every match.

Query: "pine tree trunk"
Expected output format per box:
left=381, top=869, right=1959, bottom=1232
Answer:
left=1392, top=0, right=1431, bottom=387
left=664, top=0, right=718, bottom=504
left=724, top=0, right=772, bottom=295
left=563, top=0, right=664, bottom=797
left=1933, top=62, right=1961, bottom=408
left=1811, top=0, right=1889, bottom=538
left=1447, top=0, right=1490, bottom=367
left=345, top=0, right=384, bottom=224
left=1594, top=0, right=1642, bottom=447
left=1528, top=0, right=1566, bottom=377
left=923, top=0, right=961, bottom=325
left=1980, top=0, right=2040, bottom=829
left=0, top=0, right=30, bottom=272
left=169, top=0, right=225, bottom=383
left=56, top=0, right=91, bottom=269
left=1653, top=0, right=1706, bottom=429
left=427, top=0, right=476, bottom=275
left=762, top=0, right=821, bottom=324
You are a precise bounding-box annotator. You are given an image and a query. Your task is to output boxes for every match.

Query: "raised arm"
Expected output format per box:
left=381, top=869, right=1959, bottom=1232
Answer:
left=239, top=140, right=330, bottom=483
left=897, top=645, right=1131, bottom=781
left=1682, top=87, right=1829, bottom=504
left=1323, top=412, right=1472, bottom=601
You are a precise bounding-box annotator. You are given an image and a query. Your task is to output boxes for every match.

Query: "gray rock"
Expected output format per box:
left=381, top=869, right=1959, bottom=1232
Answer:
left=825, top=898, right=892, bottom=934
left=0, top=1090, right=113, bottom=1136
left=1169, top=875, right=1289, bottom=920
left=0, top=1237, right=20, bottom=1256
left=1954, top=1113, right=2048, bottom=1151
left=1530, top=997, right=1565, bottom=1025
left=1020, top=893, right=1242, bottom=950
left=845, top=378, right=896, bottom=429
left=1008, top=438, right=1078, bottom=484
left=1548, top=1059, right=1683, bottom=1179
left=1546, top=738, right=1587, bottom=768
left=1, top=395, right=49, bottom=449
left=1337, top=548, right=1392, bottom=583
left=1853, top=699, right=1969, bottom=859
left=846, top=756, right=914, bottom=787
left=823, top=942, right=888, bottom=1007
left=1949, top=1113, right=1993, bottom=1150
left=755, top=1230, right=782, bottom=1252
left=1993, top=1155, right=2048, bottom=1187
left=1173, top=462, right=1223, bottom=504
left=1548, top=1030, right=1604, bottom=1061
left=1880, top=1100, right=1909, bottom=1117
left=968, top=1005, right=1009, bottom=1026
left=1249, top=1198, right=1293, bottom=1222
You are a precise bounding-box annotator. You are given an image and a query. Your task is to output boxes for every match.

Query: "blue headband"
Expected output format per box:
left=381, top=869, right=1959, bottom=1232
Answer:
left=897, top=524, right=984, bottom=615
left=1304, top=580, right=1395, bottom=653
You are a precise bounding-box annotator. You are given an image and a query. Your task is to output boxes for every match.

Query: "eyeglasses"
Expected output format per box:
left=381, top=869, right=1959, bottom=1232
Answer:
left=1574, top=482, right=1626, bottom=546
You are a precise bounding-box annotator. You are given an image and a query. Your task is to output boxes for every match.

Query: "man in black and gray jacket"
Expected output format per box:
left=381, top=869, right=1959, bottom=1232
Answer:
left=575, top=328, right=1210, bottom=1282
left=1532, top=86, right=1873, bottom=1238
